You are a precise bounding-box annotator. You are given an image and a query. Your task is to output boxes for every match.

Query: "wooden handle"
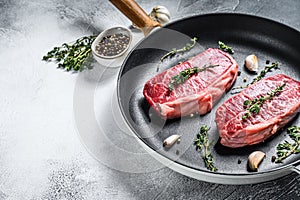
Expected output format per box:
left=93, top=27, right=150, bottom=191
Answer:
left=109, top=0, right=161, bottom=35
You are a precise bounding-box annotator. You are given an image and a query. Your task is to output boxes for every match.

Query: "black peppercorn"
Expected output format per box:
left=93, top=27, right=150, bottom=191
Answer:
left=95, top=33, right=130, bottom=57
left=271, top=156, right=276, bottom=162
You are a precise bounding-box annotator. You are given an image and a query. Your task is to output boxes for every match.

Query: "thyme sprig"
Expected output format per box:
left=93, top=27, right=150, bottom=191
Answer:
left=42, top=35, right=96, bottom=71
left=160, top=37, right=198, bottom=62
left=249, top=62, right=280, bottom=85
left=218, top=41, right=234, bottom=54
left=168, top=65, right=218, bottom=91
left=275, top=126, right=300, bottom=163
left=242, top=83, right=286, bottom=120
left=232, top=62, right=280, bottom=91
left=194, top=125, right=217, bottom=172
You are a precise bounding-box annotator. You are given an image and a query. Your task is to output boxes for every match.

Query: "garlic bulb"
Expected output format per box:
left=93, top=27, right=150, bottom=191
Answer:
left=149, top=6, right=170, bottom=25
left=245, top=54, right=258, bottom=72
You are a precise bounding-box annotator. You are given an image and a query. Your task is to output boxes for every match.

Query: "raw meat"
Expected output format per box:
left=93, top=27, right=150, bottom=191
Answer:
left=216, top=74, right=300, bottom=148
left=143, top=48, right=238, bottom=119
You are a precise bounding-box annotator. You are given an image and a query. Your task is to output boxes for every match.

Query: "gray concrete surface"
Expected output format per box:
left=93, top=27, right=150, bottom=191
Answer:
left=0, top=0, right=299, bottom=199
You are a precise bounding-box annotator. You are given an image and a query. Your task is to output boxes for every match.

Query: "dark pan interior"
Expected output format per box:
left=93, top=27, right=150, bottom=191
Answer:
left=118, top=13, right=300, bottom=175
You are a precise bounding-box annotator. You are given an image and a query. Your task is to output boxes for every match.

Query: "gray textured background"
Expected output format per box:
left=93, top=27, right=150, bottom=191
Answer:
left=0, top=0, right=299, bottom=199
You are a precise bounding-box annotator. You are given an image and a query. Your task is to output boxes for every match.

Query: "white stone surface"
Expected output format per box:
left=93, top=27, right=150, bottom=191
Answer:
left=0, top=0, right=299, bottom=199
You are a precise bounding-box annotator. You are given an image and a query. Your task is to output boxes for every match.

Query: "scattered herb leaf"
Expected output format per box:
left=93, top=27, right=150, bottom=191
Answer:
left=218, top=41, right=234, bottom=54
left=194, top=125, right=218, bottom=172
left=249, top=62, right=279, bottom=85
left=168, top=65, right=218, bottom=91
left=42, top=35, right=96, bottom=71
left=232, top=62, right=280, bottom=91
left=275, top=126, right=300, bottom=163
left=242, top=83, right=285, bottom=120
left=160, top=37, right=198, bottom=62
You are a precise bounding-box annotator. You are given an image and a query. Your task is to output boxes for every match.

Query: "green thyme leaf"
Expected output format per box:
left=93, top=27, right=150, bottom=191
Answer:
left=194, top=125, right=217, bottom=172
left=42, top=35, right=96, bottom=71
left=232, top=62, right=280, bottom=91
left=168, top=65, right=218, bottom=91
left=275, top=126, right=300, bottom=163
left=218, top=41, right=234, bottom=54
left=249, top=62, right=279, bottom=85
left=242, top=83, right=285, bottom=120
left=160, top=37, right=198, bottom=62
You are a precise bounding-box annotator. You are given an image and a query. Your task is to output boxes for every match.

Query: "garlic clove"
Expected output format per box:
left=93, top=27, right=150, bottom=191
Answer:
left=248, top=151, right=266, bottom=171
left=163, top=134, right=181, bottom=148
left=150, top=5, right=170, bottom=25
left=154, top=13, right=170, bottom=24
left=245, top=54, right=258, bottom=72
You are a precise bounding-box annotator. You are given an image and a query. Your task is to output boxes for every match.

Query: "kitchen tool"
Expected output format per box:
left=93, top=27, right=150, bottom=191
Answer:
left=117, top=13, right=300, bottom=184
left=109, top=0, right=161, bottom=36
left=91, top=26, right=132, bottom=59
left=91, top=26, right=142, bottom=68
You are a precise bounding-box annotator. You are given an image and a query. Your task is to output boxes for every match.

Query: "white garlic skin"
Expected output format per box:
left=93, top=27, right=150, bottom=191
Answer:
left=248, top=151, right=266, bottom=171
left=163, top=134, right=180, bottom=148
left=245, top=54, right=258, bottom=72
left=150, top=6, right=170, bottom=25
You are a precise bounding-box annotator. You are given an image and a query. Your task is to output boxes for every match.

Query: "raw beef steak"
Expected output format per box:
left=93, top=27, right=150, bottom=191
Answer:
left=216, top=74, right=300, bottom=148
left=143, top=48, right=238, bottom=119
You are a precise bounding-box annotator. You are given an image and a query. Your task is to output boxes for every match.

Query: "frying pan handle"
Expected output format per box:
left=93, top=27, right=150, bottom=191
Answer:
left=109, top=0, right=161, bottom=36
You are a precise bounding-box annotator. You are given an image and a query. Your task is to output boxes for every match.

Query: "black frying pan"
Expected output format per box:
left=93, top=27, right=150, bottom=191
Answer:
left=117, top=13, right=300, bottom=184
